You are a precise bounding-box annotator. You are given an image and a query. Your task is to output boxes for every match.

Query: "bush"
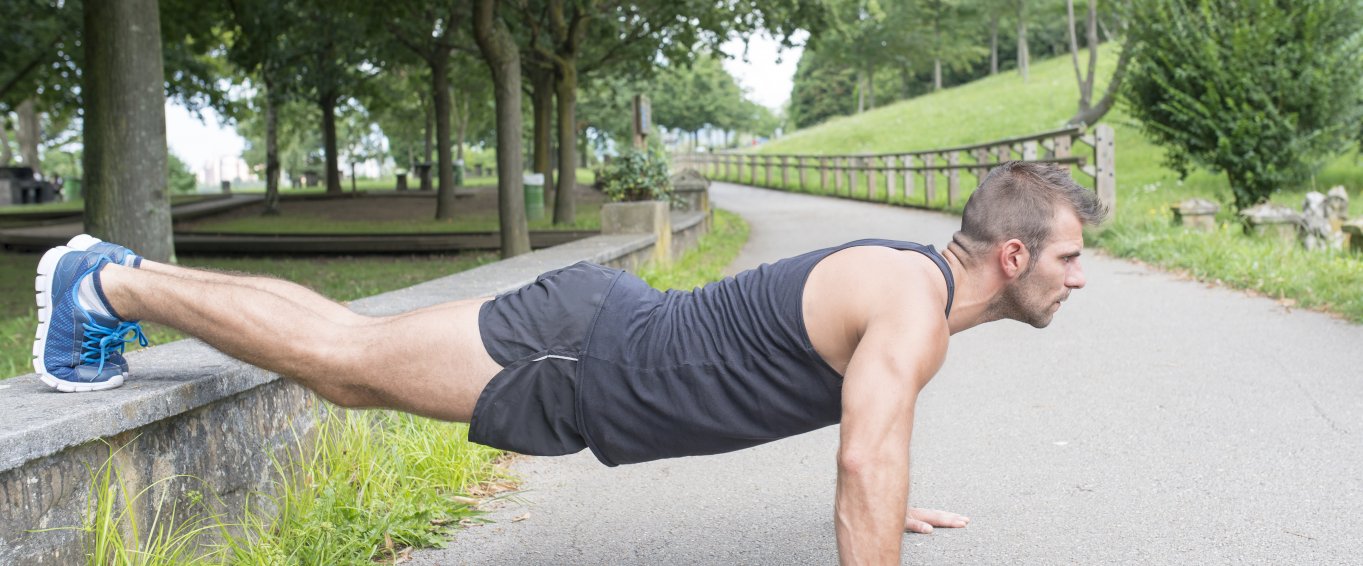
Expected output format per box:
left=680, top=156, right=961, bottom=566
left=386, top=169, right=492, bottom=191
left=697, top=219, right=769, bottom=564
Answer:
left=598, top=148, right=672, bottom=202
left=1122, top=0, right=1363, bottom=210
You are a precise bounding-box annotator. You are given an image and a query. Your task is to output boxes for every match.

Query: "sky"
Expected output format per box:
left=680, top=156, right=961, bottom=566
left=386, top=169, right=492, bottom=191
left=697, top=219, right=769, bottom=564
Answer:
left=166, top=33, right=804, bottom=171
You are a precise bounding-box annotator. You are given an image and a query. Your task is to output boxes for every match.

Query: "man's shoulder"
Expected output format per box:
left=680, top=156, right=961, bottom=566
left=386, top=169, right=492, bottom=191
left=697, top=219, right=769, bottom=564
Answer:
left=806, top=246, right=950, bottom=324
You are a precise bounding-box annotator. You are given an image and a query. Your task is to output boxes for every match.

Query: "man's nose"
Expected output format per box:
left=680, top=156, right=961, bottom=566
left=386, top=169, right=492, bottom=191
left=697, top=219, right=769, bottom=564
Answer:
left=1066, top=260, right=1086, bottom=289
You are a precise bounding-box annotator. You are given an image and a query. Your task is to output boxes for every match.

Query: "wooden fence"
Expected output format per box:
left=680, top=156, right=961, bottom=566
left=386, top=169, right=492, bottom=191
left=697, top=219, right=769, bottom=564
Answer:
left=673, top=124, right=1116, bottom=214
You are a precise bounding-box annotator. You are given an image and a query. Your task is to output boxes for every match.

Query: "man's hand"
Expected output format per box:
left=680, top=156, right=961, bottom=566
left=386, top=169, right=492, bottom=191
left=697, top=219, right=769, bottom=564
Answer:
left=905, top=507, right=970, bottom=534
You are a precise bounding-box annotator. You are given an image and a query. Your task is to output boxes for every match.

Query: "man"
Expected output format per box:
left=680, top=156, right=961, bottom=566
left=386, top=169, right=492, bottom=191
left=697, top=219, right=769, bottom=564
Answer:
left=32, top=161, right=1104, bottom=563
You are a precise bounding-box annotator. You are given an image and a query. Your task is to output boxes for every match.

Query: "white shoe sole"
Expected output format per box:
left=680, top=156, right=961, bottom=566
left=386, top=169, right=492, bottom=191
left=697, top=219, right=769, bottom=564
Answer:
left=33, top=244, right=124, bottom=393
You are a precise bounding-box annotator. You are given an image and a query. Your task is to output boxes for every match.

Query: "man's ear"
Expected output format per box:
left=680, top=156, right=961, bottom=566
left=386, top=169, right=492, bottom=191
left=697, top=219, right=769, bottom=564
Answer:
left=999, top=239, right=1030, bottom=279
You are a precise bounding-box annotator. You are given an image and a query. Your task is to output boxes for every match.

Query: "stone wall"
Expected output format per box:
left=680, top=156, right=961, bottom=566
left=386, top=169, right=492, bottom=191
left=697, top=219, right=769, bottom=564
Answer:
left=0, top=210, right=709, bottom=562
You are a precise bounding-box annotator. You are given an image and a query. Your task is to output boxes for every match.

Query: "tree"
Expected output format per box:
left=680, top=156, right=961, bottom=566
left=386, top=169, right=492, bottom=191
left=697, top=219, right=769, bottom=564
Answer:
left=225, top=0, right=302, bottom=215
left=1015, top=0, right=1030, bottom=82
left=1064, top=0, right=1131, bottom=126
left=473, top=0, right=531, bottom=258
left=367, top=0, right=471, bottom=219
left=1123, top=0, right=1363, bottom=210
left=789, top=47, right=857, bottom=129
left=291, top=0, right=373, bottom=196
left=82, top=0, right=175, bottom=262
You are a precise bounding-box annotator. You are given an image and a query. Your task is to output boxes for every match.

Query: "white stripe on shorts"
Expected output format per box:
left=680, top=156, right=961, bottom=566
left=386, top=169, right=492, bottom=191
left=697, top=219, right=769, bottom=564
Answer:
left=531, top=354, right=579, bottom=362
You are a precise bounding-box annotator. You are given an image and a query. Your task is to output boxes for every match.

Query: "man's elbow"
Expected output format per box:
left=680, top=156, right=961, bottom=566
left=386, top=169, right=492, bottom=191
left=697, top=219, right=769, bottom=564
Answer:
left=837, top=448, right=898, bottom=478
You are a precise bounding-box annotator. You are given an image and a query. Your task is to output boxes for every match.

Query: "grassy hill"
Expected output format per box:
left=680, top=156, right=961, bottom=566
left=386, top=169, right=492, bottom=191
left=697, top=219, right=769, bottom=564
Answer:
left=746, top=46, right=1363, bottom=322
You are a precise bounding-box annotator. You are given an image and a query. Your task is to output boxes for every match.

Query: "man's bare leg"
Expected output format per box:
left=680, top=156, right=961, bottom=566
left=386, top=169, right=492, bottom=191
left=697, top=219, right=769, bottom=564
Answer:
left=98, top=261, right=503, bottom=422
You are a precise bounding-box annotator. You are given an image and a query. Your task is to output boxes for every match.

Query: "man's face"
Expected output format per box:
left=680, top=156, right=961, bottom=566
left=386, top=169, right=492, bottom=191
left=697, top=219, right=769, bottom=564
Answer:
left=998, top=209, right=1087, bottom=328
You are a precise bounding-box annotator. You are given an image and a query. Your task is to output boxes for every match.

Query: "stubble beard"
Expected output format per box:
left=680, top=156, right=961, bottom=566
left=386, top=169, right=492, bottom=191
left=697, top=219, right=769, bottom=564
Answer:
left=987, top=270, right=1057, bottom=329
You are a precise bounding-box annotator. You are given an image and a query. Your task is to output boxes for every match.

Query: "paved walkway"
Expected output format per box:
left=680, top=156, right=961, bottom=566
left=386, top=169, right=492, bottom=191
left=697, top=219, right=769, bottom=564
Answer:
left=413, top=182, right=1363, bottom=564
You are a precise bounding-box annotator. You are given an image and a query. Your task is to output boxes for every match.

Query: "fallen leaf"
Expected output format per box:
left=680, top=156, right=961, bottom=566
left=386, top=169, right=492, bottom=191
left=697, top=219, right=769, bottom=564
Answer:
left=450, top=496, right=481, bottom=506
left=512, top=513, right=531, bottom=522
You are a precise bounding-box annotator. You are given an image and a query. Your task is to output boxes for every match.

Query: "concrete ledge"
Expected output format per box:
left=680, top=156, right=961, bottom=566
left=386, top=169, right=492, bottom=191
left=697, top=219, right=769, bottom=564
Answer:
left=0, top=210, right=706, bottom=562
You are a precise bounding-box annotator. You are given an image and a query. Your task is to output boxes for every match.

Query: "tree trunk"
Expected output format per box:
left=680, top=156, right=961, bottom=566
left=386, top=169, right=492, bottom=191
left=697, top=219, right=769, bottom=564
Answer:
left=457, top=97, right=468, bottom=161
left=553, top=62, right=578, bottom=225
left=1017, top=0, right=1030, bottom=82
left=17, top=98, right=40, bottom=174
left=432, top=57, right=457, bottom=219
left=82, top=0, right=174, bottom=262
left=866, top=64, right=875, bottom=109
left=933, top=16, right=943, bottom=91
left=990, top=13, right=999, bottom=75
left=421, top=98, right=433, bottom=191
left=0, top=119, right=11, bottom=165
left=529, top=65, right=555, bottom=197
left=856, top=70, right=866, bottom=113
left=1067, top=37, right=1133, bottom=127
left=263, top=79, right=281, bottom=215
left=473, top=0, right=530, bottom=258
left=320, top=94, right=340, bottom=194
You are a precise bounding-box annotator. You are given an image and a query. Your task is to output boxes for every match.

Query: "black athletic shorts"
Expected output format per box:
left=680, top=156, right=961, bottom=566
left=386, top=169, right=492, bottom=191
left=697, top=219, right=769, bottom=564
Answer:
left=468, top=261, right=621, bottom=457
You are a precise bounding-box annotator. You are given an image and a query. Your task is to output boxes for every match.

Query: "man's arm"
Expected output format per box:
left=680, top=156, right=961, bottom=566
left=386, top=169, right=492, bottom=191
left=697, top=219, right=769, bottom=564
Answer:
left=835, top=274, right=947, bottom=565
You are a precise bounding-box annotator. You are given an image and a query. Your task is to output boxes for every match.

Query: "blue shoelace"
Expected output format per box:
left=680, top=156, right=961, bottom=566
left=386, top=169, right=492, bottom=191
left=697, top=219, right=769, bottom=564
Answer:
left=80, top=320, right=148, bottom=375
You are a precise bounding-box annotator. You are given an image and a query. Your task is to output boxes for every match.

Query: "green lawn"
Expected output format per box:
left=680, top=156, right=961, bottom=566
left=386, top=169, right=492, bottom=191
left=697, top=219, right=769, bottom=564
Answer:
left=731, top=45, right=1363, bottom=322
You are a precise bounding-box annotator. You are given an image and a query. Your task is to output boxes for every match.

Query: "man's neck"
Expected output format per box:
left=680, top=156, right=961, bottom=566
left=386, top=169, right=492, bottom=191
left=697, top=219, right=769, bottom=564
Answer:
left=940, top=243, right=1006, bottom=335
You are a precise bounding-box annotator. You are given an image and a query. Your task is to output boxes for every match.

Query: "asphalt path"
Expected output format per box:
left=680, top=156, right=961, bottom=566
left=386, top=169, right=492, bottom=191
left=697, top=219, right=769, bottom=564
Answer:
left=413, top=182, right=1363, bottom=564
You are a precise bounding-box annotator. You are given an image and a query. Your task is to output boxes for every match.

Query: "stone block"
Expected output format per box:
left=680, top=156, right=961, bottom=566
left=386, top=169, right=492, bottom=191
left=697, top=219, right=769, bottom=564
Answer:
left=1171, top=198, right=1220, bottom=232
left=1239, top=202, right=1301, bottom=244
left=669, top=168, right=711, bottom=214
left=602, top=201, right=672, bottom=264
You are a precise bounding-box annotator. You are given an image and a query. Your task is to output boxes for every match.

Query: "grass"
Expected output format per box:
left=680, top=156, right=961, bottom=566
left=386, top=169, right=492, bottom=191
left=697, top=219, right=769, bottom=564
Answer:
left=64, top=207, right=751, bottom=564
left=638, top=209, right=749, bottom=291
left=189, top=201, right=604, bottom=234
left=708, top=44, right=1363, bottom=322
left=0, top=253, right=498, bottom=379
left=0, top=194, right=222, bottom=215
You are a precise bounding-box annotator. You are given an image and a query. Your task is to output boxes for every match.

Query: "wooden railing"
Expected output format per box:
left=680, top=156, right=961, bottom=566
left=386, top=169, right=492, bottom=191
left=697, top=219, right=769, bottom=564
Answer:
left=673, top=124, right=1116, bottom=214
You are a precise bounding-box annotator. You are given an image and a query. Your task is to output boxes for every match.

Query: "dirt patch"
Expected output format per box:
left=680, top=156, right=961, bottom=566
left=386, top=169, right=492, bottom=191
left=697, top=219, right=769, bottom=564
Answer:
left=183, top=185, right=605, bottom=226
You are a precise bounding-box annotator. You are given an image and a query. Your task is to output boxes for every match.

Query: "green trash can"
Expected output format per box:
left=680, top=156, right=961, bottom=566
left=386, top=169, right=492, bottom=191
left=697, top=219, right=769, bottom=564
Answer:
left=523, top=172, right=545, bottom=221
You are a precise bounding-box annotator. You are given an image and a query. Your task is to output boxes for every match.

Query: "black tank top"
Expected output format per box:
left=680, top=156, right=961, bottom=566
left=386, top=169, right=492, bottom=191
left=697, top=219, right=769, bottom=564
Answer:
left=577, top=239, right=955, bottom=466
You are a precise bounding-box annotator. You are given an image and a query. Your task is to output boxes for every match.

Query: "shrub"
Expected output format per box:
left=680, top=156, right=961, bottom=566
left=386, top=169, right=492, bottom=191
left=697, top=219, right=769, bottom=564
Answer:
left=1122, top=0, right=1363, bottom=210
left=598, top=148, right=672, bottom=202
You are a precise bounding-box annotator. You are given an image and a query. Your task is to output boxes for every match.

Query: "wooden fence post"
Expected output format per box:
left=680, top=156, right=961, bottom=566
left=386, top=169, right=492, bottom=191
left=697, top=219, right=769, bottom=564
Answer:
left=973, top=148, right=988, bottom=181
left=764, top=155, right=773, bottom=186
left=924, top=154, right=936, bottom=206
left=885, top=155, right=897, bottom=202
left=1053, top=135, right=1073, bottom=177
left=1094, top=124, right=1116, bottom=216
left=947, top=151, right=960, bottom=207
left=903, top=155, right=915, bottom=200
left=820, top=157, right=828, bottom=193
left=866, top=157, right=878, bottom=200
left=828, top=157, right=839, bottom=195
left=849, top=158, right=860, bottom=198
left=750, top=155, right=759, bottom=185
left=780, top=156, right=789, bottom=188
left=798, top=156, right=807, bottom=191
left=1022, top=140, right=1038, bottom=161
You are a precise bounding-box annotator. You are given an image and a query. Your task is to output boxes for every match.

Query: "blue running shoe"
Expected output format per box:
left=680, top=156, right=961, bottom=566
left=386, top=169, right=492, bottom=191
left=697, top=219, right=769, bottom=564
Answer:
left=66, top=234, right=142, bottom=268
left=33, top=246, right=147, bottom=392
left=64, top=235, right=141, bottom=377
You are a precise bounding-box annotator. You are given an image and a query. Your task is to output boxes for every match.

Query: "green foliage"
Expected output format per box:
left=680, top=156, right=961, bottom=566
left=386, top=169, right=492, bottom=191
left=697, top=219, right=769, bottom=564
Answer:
left=789, top=47, right=858, bottom=129
left=1123, top=0, right=1363, bottom=210
left=598, top=149, right=672, bottom=202
left=650, top=53, right=748, bottom=137
left=167, top=153, right=197, bottom=194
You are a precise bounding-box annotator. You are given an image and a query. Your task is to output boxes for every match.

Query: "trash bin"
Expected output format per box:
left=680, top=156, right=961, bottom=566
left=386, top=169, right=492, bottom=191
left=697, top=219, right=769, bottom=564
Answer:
left=523, top=172, right=545, bottom=221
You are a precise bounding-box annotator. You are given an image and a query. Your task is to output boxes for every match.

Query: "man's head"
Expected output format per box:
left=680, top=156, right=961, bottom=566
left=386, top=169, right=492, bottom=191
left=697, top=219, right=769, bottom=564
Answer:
left=951, top=161, right=1109, bottom=327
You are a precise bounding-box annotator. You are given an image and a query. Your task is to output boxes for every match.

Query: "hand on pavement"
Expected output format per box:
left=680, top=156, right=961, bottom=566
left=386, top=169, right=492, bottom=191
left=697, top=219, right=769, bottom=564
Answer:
left=905, top=507, right=970, bottom=534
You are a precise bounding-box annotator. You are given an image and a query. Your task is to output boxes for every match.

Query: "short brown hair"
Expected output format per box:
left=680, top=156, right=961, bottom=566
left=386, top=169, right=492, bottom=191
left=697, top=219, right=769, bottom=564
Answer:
left=953, top=161, right=1108, bottom=262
